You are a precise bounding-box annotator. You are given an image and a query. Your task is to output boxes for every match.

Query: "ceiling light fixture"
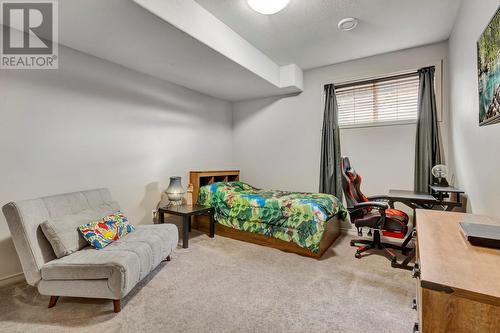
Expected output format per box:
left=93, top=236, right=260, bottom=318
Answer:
left=247, top=0, right=290, bottom=15
left=338, top=17, right=359, bottom=32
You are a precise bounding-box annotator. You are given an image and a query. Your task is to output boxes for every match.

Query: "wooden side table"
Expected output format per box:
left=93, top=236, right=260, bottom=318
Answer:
left=158, top=204, right=214, bottom=248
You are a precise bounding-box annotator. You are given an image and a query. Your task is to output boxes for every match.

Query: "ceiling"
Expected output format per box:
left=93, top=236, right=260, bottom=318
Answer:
left=195, top=0, right=462, bottom=69
left=4, top=0, right=300, bottom=101
left=1, top=0, right=463, bottom=101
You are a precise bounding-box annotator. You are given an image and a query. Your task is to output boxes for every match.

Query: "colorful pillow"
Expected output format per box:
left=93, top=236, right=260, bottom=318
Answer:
left=78, top=212, right=135, bottom=249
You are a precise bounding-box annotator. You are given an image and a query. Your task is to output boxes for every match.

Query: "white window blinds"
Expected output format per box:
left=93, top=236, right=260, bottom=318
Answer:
left=336, top=73, right=420, bottom=127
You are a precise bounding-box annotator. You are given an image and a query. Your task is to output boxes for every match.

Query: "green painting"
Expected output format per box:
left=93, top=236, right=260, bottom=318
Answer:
left=478, top=6, right=500, bottom=126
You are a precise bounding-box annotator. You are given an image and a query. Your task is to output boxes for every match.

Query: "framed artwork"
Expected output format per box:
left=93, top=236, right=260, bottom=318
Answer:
left=477, top=6, right=500, bottom=126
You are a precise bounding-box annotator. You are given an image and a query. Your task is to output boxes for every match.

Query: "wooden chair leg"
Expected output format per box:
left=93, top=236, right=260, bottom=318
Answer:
left=48, top=296, right=59, bottom=308
left=113, top=299, right=121, bottom=313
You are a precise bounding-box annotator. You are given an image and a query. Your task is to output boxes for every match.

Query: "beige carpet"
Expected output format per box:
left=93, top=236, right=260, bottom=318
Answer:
left=0, top=232, right=416, bottom=333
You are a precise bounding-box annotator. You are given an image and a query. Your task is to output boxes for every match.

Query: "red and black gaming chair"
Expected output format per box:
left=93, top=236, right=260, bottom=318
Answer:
left=341, top=157, right=410, bottom=264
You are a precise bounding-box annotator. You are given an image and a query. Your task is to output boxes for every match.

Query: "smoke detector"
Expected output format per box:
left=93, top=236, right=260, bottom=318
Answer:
left=338, top=18, right=359, bottom=31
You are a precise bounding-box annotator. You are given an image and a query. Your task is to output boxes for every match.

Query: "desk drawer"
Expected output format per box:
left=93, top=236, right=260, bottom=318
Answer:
left=420, top=287, right=500, bottom=333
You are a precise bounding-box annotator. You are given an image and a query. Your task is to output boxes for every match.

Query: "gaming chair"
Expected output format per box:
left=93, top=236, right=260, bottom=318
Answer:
left=341, top=157, right=410, bottom=264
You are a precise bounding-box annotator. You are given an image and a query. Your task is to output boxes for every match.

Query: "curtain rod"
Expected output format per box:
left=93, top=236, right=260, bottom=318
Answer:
left=328, top=66, right=435, bottom=90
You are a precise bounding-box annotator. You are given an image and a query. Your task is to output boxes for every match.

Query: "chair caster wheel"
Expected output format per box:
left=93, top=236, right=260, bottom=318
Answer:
left=355, top=253, right=362, bottom=259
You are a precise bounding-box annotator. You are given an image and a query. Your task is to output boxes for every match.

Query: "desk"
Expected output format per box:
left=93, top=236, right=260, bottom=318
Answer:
left=429, top=185, right=465, bottom=211
left=413, top=210, right=500, bottom=333
left=387, top=187, right=464, bottom=211
left=387, top=190, right=438, bottom=209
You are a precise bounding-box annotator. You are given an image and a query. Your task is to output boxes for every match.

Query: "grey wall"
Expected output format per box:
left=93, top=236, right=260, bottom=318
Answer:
left=448, top=0, right=500, bottom=216
left=233, top=42, right=449, bottom=224
left=0, top=45, right=234, bottom=281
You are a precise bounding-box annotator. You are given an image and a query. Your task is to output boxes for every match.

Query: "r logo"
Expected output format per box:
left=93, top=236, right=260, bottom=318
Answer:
left=1, top=1, right=58, bottom=69
left=2, top=2, right=53, bottom=54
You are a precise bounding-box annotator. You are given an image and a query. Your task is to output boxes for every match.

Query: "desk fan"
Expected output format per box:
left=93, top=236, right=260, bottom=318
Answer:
left=432, top=164, right=449, bottom=186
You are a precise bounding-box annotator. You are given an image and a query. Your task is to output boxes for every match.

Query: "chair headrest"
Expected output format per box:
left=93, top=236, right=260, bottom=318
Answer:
left=342, top=157, right=350, bottom=171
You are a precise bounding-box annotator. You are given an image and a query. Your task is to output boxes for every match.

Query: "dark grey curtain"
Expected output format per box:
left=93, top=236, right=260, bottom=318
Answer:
left=319, top=84, right=342, bottom=199
left=414, top=67, right=441, bottom=193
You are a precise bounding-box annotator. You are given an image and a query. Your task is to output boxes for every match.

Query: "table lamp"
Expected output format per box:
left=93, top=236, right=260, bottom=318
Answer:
left=165, top=176, right=185, bottom=206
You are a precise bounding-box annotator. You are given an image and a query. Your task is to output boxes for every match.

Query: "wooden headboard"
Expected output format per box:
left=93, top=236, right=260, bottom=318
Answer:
left=189, top=170, right=240, bottom=204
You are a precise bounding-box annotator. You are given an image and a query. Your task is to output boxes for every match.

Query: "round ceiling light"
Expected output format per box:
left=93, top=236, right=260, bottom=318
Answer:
left=247, top=0, right=290, bottom=15
left=338, top=17, right=359, bottom=31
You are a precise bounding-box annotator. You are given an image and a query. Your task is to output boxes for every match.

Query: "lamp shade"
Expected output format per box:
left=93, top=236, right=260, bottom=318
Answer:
left=165, top=176, right=185, bottom=202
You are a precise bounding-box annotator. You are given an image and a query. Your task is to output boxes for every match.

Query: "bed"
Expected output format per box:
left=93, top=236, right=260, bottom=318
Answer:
left=190, top=170, right=347, bottom=258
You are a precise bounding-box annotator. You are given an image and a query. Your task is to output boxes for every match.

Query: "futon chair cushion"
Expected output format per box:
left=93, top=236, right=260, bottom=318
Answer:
left=40, top=201, right=121, bottom=258
left=40, top=224, right=179, bottom=298
left=79, top=212, right=135, bottom=249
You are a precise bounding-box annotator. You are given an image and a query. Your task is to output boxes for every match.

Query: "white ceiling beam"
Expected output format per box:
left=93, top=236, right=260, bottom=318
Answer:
left=133, top=0, right=303, bottom=92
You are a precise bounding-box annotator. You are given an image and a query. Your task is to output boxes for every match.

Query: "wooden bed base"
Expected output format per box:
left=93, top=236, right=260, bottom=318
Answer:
left=189, top=170, right=342, bottom=259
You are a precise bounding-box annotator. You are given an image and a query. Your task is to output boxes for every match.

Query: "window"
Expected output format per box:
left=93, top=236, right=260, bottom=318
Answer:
left=336, top=72, right=420, bottom=127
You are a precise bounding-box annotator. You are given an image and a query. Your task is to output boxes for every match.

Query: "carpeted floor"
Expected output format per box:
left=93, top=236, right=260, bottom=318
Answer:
left=0, top=232, right=416, bottom=333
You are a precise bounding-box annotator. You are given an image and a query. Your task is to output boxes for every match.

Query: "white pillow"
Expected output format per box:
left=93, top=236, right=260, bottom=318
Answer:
left=40, top=201, right=120, bottom=258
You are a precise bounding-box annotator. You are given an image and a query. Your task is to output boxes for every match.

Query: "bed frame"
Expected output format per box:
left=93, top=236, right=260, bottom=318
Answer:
left=189, top=170, right=341, bottom=259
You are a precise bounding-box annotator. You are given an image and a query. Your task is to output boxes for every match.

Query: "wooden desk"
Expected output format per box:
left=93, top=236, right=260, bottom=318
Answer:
left=414, top=210, right=500, bottom=333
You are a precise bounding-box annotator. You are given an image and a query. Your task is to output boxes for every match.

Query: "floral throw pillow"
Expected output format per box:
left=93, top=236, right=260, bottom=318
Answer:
left=79, top=212, right=135, bottom=249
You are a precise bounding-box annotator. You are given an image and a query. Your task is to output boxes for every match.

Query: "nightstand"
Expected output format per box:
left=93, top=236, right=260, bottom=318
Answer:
left=158, top=204, right=214, bottom=248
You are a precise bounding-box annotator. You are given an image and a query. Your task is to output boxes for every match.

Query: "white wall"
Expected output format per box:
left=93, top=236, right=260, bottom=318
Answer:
left=233, top=43, right=449, bottom=216
left=340, top=124, right=416, bottom=196
left=448, top=0, right=500, bottom=216
left=0, top=45, right=234, bottom=281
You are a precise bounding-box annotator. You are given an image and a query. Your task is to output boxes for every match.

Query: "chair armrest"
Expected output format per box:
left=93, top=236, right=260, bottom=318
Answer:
left=368, top=195, right=390, bottom=201
left=351, top=201, right=389, bottom=211
left=349, top=202, right=389, bottom=229
left=349, top=201, right=388, bottom=217
left=368, top=195, right=396, bottom=208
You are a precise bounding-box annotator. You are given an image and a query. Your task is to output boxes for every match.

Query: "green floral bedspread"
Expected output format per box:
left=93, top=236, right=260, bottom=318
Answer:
left=197, top=182, right=347, bottom=253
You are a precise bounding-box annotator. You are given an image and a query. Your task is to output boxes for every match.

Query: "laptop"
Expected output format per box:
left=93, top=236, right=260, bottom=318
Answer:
left=459, top=222, right=500, bottom=249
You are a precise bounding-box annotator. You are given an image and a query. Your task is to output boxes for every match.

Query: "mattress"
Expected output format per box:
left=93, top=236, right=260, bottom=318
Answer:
left=197, top=182, right=347, bottom=253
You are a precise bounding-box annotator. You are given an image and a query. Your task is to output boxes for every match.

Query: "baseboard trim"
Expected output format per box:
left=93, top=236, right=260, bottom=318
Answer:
left=0, top=272, right=25, bottom=288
